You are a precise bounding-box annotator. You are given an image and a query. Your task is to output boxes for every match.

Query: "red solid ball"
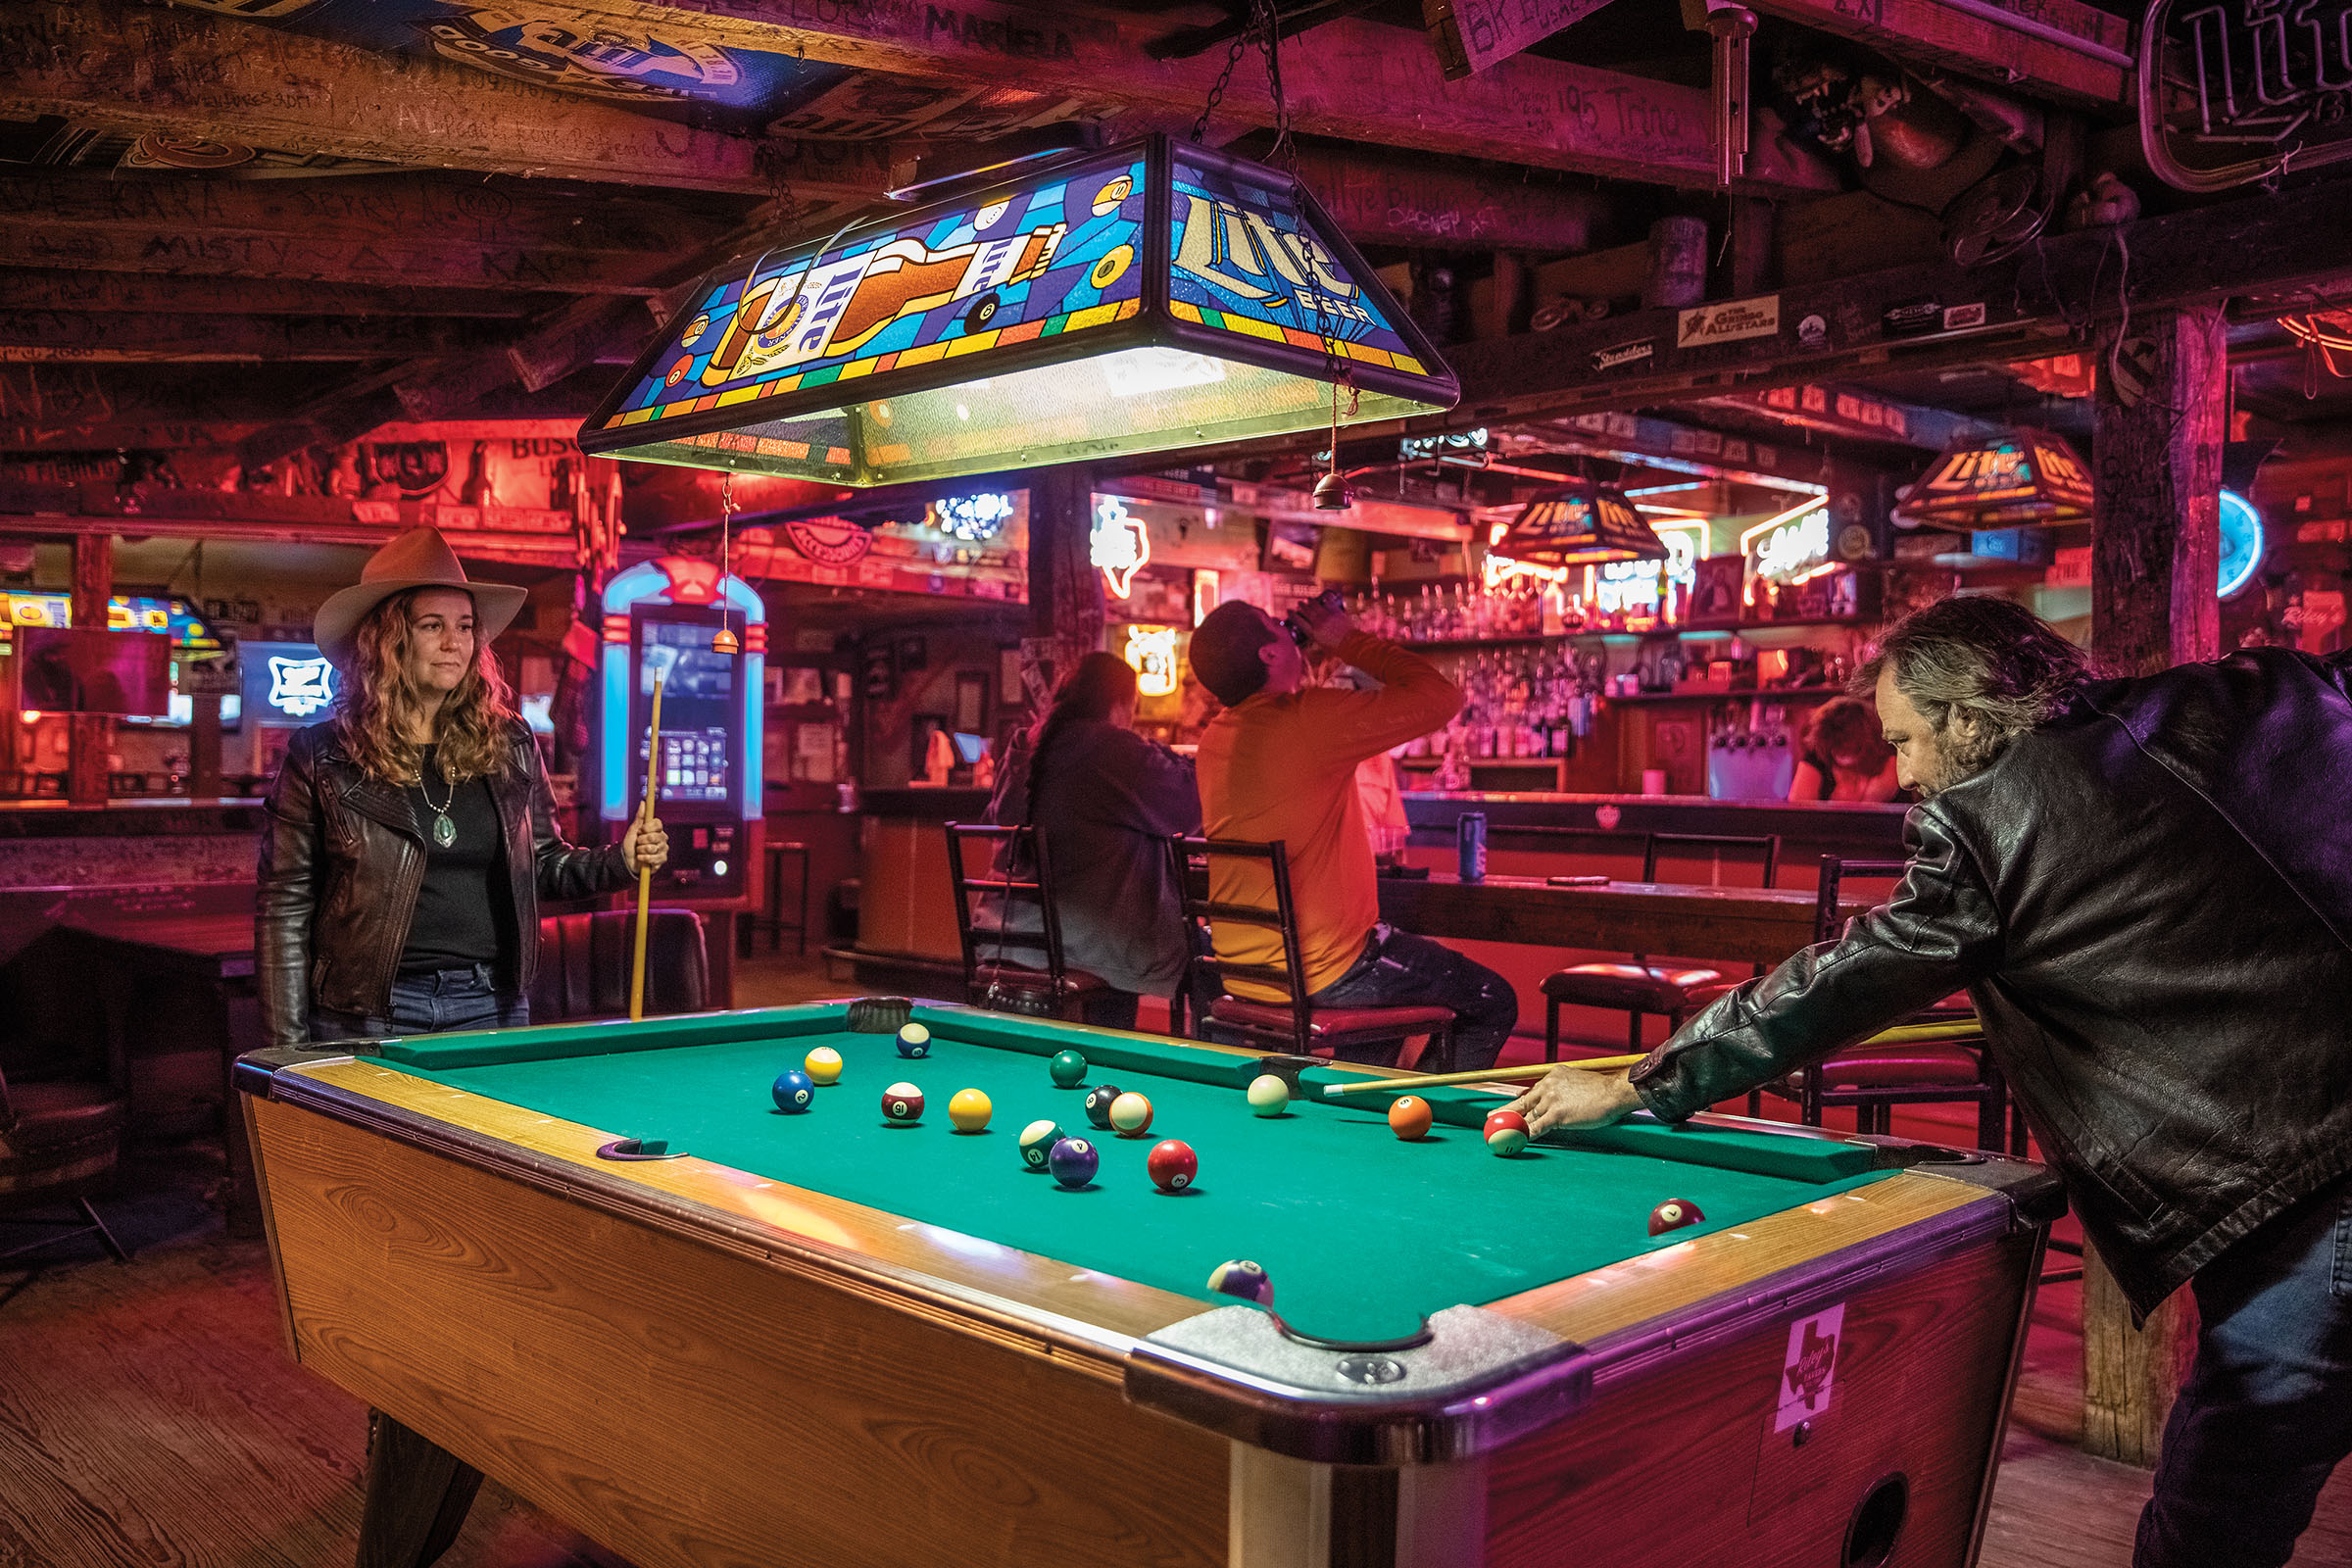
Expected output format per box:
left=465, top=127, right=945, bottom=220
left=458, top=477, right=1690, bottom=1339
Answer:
left=1483, top=1108, right=1529, bottom=1141
left=1147, top=1139, right=1199, bottom=1193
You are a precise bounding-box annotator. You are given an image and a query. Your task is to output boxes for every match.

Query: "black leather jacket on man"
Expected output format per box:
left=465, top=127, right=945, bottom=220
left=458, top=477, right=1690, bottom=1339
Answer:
left=1632, top=646, right=2352, bottom=1318
left=257, top=720, right=629, bottom=1048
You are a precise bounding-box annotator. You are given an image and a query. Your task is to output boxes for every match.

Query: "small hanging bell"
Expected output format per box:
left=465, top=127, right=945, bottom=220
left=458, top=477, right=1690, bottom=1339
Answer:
left=711, top=624, right=741, bottom=656
left=1311, top=469, right=1353, bottom=512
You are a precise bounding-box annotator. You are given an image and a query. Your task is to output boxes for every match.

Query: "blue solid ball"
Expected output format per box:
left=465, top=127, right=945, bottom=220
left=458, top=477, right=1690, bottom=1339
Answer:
left=1048, top=1136, right=1101, bottom=1189
left=771, top=1068, right=815, bottom=1113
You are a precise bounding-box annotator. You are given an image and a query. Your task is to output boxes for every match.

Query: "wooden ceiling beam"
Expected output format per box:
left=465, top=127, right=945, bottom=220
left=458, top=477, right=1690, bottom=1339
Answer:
left=1742, top=0, right=2132, bottom=109
left=563, top=3, right=1840, bottom=193
left=0, top=270, right=532, bottom=318
left=1438, top=184, right=2352, bottom=424
left=0, top=310, right=516, bottom=363
left=0, top=0, right=879, bottom=199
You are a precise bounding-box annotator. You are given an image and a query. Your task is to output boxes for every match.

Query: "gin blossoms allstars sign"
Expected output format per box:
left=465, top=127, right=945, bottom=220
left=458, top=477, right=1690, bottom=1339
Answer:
left=579, top=137, right=1456, bottom=487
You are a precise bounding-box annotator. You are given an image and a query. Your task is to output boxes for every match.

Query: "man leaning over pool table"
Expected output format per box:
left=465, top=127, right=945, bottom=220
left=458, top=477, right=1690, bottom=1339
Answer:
left=1505, top=596, right=2352, bottom=1568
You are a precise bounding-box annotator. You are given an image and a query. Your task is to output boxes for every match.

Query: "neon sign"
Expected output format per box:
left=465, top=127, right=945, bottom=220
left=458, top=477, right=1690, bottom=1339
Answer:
left=1122, top=625, right=1180, bottom=697
left=929, top=491, right=1013, bottom=542
left=1091, top=494, right=1151, bottom=598
left=266, top=656, right=336, bottom=718
left=1592, top=524, right=1704, bottom=614
left=1740, top=500, right=1832, bottom=588
left=2219, top=487, right=2264, bottom=599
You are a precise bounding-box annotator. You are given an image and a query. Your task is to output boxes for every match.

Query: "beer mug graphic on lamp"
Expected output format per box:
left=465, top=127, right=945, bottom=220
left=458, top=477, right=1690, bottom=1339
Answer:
left=577, top=136, right=1457, bottom=489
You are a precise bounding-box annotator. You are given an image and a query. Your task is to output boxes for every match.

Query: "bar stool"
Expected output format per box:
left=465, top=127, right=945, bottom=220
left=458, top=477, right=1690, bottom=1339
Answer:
left=740, top=840, right=810, bottom=956
left=1746, top=856, right=2013, bottom=1150
left=944, top=822, right=1107, bottom=1021
left=1171, top=834, right=1455, bottom=1069
left=1541, top=831, right=1781, bottom=1060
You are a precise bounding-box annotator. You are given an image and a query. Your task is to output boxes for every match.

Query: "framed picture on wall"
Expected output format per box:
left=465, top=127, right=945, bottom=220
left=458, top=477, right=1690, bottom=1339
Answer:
left=998, top=648, right=1025, bottom=707
left=955, top=670, right=987, bottom=733
left=861, top=644, right=896, bottom=700
left=782, top=665, right=825, bottom=706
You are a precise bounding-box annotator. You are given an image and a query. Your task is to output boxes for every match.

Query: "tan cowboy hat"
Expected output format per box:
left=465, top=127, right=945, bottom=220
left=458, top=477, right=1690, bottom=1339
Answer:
left=313, top=527, right=529, bottom=671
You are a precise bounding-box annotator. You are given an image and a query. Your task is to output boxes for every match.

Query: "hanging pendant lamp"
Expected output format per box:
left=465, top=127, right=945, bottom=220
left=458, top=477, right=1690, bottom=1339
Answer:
left=577, top=136, right=1457, bottom=487
left=1489, top=477, right=1665, bottom=566
left=1893, top=426, right=2094, bottom=529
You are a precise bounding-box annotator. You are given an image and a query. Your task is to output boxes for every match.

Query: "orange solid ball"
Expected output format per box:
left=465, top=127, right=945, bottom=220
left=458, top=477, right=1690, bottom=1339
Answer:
left=1388, top=1095, right=1434, bottom=1141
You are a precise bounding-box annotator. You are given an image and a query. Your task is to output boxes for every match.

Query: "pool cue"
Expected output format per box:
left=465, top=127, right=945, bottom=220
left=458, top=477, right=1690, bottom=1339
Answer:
left=628, top=666, right=667, bottom=1023
left=1320, top=1017, right=1986, bottom=1098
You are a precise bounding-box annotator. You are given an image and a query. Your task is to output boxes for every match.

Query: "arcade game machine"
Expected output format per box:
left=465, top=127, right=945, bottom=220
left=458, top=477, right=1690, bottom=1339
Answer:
left=596, top=556, right=764, bottom=1004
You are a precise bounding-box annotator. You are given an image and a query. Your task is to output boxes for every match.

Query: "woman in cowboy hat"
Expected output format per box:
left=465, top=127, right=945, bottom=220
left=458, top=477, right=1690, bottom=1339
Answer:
left=257, top=528, right=667, bottom=1047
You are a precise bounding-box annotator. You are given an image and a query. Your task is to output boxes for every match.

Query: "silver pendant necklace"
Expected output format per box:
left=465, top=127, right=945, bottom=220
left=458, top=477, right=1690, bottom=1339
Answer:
left=417, top=752, right=458, bottom=849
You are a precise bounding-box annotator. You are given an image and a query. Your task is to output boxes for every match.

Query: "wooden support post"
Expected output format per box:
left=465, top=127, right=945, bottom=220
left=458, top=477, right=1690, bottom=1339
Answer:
left=67, top=531, right=112, bottom=806
left=188, top=693, right=222, bottom=799
left=1729, top=197, right=1776, bottom=297
left=1022, top=468, right=1106, bottom=706
left=2081, top=303, right=2225, bottom=1465
left=2091, top=307, right=2227, bottom=675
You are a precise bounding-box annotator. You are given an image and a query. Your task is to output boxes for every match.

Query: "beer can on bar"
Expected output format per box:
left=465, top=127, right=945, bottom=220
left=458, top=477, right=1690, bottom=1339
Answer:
left=1456, top=812, right=1488, bottom=884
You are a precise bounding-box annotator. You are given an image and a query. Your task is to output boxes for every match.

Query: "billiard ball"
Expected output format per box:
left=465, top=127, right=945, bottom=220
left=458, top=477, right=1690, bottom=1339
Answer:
left=1146, top=1139, right=1198, bottom=1192
left=1049, top=1049, right=1088, bottom=1088
left=881, top=1081, right=924, bottom=1123
left=1484, top=1108, right=1530, bottom=1157
left=1082, top=1083, right=1123, bottom=1129
left=1017, top=1118, right=1064, bottom=1170
left=1048, top=1136, right=1100, bottom=1188
left=948, top=1087, right=992, bottom=1133
left=896, top=1022, right=932, bottom=1058
left=1107, top=1091, right=1154, bottom=1138
left=1206, top=1258, right=1273, bottom=1305
left=803, top=1047, right=844, bottom=1085
left=1648, top=1198, right=1706, bottom=1236
left=1246, top=1074, right=1290, bottom=1117
left=1388, top=1095, right=1434, bottom=1141
left=770, top=1068, right=815, bottom=1113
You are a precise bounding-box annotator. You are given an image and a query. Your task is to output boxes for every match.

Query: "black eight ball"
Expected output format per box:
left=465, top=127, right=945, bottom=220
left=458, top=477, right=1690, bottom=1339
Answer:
left=1082, top=1083, right=1123, bottom=1129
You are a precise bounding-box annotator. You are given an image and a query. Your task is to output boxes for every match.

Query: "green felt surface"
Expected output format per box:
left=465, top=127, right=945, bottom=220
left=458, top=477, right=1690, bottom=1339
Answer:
left=377, top=1004, right=1894, bottom=1344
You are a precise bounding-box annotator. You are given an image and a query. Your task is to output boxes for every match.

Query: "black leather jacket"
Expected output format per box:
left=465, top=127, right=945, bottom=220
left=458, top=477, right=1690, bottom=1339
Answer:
left=1632, top=647, right=2352, bottom=1318
left=257, top=721, right=629, bottom=1048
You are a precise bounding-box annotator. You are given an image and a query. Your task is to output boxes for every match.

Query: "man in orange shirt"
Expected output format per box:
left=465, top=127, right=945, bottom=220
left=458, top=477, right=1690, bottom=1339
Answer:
left=1189, top=596, right=1518, bottom=1070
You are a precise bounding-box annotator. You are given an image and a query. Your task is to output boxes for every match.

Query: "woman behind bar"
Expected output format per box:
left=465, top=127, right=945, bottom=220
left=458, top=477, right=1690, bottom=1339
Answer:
left=984, top=653, right=1201, bottom=1030
left=256, top=528, right=667, bottom=1048
left=1788, top=694, right=1901, bottom=803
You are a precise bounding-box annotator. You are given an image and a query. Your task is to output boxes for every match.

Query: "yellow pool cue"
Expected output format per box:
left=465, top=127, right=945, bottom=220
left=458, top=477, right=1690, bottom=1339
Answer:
left=628, top=667, right=666, bottom=1023
left=1320, top=1017, right=1984, bottom=1098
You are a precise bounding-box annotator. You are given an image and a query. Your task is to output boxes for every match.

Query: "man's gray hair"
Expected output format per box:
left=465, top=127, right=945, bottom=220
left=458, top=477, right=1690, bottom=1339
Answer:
left=1856, top=597, right=2092, bottom=771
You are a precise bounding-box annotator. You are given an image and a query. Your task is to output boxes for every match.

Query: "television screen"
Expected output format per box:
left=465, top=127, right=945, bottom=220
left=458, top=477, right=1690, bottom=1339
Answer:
left=951, top=731, right=991, bottom=765
left=16, top=628, right=172, bottom=715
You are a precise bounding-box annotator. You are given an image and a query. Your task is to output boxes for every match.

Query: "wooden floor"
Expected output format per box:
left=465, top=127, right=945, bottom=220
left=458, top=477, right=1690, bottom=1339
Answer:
left=3, top=955, right=2346, bottom=1568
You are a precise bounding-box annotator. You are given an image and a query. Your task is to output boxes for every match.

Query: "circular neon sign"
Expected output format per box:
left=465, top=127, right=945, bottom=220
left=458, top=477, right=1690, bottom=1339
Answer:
left=2218, top=487, right=2264, bottom=599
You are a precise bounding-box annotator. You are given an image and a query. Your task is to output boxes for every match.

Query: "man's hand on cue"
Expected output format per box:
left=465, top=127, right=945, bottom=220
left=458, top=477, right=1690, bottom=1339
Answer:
left=623, top=814, right=669, bottom=874
left=1504, top=1066, right=1645, bottom=1138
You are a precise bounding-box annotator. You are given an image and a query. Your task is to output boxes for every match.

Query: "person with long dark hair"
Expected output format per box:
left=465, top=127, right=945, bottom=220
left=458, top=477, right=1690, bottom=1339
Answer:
left=1788, top=694, right=1900, bottom=802
left=257, top=529, right=667, bottom=1047
left=984, top=652, right=1200, bottom=1030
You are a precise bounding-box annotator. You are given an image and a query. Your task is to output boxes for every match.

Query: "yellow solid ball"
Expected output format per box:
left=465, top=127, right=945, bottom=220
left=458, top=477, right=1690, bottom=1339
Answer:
left=804, top=1047, right=844, bottom=1085
left=948, top=1087, right=993, bottom=1133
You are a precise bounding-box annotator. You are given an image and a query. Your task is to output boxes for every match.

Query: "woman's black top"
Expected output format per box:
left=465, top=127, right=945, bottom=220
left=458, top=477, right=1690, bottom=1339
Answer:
left=1801, top=750, right=1838, bottom=800
left=399, top=744, right=514, bottom=974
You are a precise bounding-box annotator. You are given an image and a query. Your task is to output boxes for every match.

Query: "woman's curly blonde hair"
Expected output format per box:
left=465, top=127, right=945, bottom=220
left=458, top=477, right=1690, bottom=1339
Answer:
left=335, top=587, right=517, bottom=785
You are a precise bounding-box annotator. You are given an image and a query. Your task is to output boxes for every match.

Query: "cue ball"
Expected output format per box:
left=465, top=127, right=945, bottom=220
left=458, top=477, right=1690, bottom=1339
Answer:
left=1082, top=1083, right=1123, bottom=1129
left=948, top=1087, right=992, bottom=1133
left=1388, top=1095, right=1434, bottom=1141
left=896, top=1022, right=932, bottom=1058
left=1147, top=1139, right=1198, bottom=1192
left=1048, top=1136, right=1100, bottom=1188
left=1049, top=1049, right=1089, bottom=1088
left=1107, top=1091, right=1154, bottom=1137
left=1206, top=1258, right=1273, bottom=1306
left=1647, top=1198, right=1706, bottom=1236
left=1246, top=1074, right=1290, bottom=1117
left=1018, top=1118, right=1064, bottom=1170
left=803, top=1047, right=844, bottom=1085
left=770, top=1068, right=815, bottom=1113
left=881, top=1081, right=924, bottom=1123
left=1484, top=1108, right=1530, bottom=1157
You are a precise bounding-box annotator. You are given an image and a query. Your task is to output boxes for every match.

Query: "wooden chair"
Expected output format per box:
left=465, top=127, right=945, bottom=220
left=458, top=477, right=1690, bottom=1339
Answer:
left=944, top=822, right=1107, bottom=1021
left=1541, top=831, right=1782, bottom=1060
left=1170, top=834, right=1454, bottom=1068
left=1747, top=855, right=2012, bottom=1150
left=0, top=1061, right=129, bottom=1266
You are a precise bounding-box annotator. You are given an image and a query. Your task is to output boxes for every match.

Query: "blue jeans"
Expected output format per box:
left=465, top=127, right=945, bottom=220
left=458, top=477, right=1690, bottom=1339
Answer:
left=1308, top=923, right=1517, bottom=1072
left=310, top=962, right=528, bottom=1042
left=2136, top=1170, right=2352, bottom=1567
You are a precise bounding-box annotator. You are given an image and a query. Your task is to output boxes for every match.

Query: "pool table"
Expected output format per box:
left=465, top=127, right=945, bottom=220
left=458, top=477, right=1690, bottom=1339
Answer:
left=235, top=1000, right=2061, bottom=1568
